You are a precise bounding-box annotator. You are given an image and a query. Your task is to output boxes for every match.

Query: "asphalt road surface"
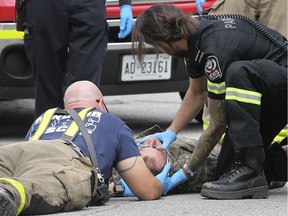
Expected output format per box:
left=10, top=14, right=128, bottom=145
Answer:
left=0, top=93, right=287, bottom=216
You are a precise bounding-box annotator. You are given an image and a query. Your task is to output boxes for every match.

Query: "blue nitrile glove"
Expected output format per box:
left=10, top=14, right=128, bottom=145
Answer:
left=120, top=178, right=134, bottom=197
left=118, top=5, right=133, bottom=39
left=196, top=0, right=206, bottom=15
left=137, top=130, right=177, bottom=149
left=165, top=169, right=189, bottom=195
left=156, top=163, right=172, bottom=195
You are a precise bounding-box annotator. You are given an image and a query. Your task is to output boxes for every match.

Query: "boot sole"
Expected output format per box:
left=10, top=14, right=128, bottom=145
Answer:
left=0, top=193, right=17, bottom=216
left=200, top=185, right=269, bottom=200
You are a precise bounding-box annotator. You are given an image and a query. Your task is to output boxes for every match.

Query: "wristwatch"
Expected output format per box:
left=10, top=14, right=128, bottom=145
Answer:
left=113, top=180, right=125, bottom=196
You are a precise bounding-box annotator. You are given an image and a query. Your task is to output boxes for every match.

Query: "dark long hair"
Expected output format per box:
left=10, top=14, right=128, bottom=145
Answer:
left=132, top=4, right=199, bottom=65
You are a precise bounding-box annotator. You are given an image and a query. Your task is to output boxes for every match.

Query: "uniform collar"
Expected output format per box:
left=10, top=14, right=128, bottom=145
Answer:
left=186, top=28, right=200, bottom=63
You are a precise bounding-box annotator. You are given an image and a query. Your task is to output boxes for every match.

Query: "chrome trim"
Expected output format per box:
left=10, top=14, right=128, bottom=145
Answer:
left=107, top=42, right=153, bottom=50
left=107, top=19, right=136, bottom=27
left=0, top=23, right=17, bottom=30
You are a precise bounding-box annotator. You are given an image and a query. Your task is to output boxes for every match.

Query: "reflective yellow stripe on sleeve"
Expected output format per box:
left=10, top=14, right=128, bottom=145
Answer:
left=0, top=30, right=24, bottom=39
left=273, top=128, right=288, bottom=143
left=207, top=80, right=226, bottom=95
left=31, top=108, right=58, bottom=140
left=0, top=178, right=26, bottom=216
left=226, top=87, right=262, bottom=105
left=64, top=108, right=93, bottom=138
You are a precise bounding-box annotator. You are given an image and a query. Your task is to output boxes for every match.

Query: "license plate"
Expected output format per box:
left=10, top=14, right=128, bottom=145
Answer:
left=121, top=53, right=172, bottom=81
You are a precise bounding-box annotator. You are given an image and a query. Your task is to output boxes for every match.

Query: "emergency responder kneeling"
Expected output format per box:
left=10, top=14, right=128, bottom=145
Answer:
left=134, top=4, right=287, bottom=200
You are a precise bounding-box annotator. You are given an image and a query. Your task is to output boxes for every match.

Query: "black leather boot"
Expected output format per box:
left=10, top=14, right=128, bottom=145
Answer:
left=201, top=147, right=268, bottom=199
left=0, top=187, right=17, bottom=216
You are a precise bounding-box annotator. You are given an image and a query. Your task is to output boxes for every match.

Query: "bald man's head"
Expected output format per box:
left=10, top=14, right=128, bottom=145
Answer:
left=64, top=81, right=105, bottom=110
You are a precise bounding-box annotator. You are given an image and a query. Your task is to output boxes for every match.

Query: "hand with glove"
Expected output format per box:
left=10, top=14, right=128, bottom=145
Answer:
left=118, top=163, right=189, bottom=197
left=118, top=5, right=133, bottom=39
left=119, top=164, right=171, bottom=197
left=156, top=165, right=189, bottom=195
left=155, top=163, right=172, bottom=194
left=165, top=169, right=189, bottom=195
left=137, top=130, right=177, bottom=149
left=196, top=0, right=206, bottom=15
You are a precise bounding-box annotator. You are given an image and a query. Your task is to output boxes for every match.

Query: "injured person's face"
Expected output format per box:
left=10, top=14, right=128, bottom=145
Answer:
left=138, top=137, right=167, bottom=175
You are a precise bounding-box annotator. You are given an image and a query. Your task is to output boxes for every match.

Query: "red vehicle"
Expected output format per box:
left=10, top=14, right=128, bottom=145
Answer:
left=0, top=0, right=215, bottom=99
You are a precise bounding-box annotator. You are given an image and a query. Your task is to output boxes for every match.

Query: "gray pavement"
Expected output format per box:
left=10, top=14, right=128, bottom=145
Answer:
left=41, top=186, right=287, bottom=216
left=0, top=93, right=287, bottom=216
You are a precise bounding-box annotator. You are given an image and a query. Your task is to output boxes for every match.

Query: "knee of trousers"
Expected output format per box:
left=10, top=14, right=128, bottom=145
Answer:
left=225, top=61, right=259, bottom=87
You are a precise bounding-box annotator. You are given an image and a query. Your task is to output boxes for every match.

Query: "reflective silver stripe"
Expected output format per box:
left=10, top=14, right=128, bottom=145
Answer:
left=226, top=87, right=262, bottom=105
left=207, top=80, right=226, bottom=95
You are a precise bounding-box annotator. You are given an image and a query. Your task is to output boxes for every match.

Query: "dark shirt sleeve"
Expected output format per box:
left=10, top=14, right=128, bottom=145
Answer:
left=115, top=124, right=141, bottom=164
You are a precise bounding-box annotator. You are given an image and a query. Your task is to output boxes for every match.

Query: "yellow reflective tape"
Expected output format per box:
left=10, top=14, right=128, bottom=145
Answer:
left=226, top=87, right=262, bottom=97
left=203, top=118, right=225, bottom=139
left=64, top=108, right=93, bottom=137
left=31, top=108, right=58, bottom=140
left=226, top=87, right=262, bottom=105
left=207, top=80, right=226, bottom=95
left=0, top=30, right=24, bottom=39
left=273, top=128, right=288, bottom=143
left=226, top=95, right=261, bottom=105
left=0, top=178, right=26, bottom=216
left=203, top=119, right=209, bottom=130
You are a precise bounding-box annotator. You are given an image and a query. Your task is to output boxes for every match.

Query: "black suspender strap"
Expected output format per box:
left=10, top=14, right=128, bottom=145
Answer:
left=64, top=109, right=99, bottom=168
left=64, top=109, right=110, bottom=205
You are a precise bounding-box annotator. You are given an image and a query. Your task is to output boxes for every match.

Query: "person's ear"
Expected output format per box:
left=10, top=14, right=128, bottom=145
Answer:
left=96, top=98, right=106, bottom=112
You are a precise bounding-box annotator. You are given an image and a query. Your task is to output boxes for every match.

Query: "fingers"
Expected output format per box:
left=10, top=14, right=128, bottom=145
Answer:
left=136, top=135, right=151, bottom=146
left=162, top=141, right=169, bottom=149
left=162, top=163, right=172, bottom=174
left=118, top=23, right=133, bottom=38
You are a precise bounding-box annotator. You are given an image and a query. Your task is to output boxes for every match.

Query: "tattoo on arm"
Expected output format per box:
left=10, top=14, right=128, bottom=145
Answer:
left=117, top=157, right=138, bottom=174
left=188, top=99, right=226, bottom=170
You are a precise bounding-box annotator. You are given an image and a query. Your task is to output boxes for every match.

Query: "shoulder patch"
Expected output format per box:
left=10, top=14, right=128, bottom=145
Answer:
left=204, top=55, right=222, bottom=80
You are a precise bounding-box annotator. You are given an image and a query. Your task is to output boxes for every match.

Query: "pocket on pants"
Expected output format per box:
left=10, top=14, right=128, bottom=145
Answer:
left=53, top=157, right=94, bottom=211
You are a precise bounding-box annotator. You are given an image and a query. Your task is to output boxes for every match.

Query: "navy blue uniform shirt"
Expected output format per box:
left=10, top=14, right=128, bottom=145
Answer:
left=25, top=108, right=141, bottom=182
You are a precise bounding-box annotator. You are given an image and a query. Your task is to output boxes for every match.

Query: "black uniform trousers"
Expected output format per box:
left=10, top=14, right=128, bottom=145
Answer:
left=215, top=59, right=287, bottom=183
left=24, top=0, right=108, bottom=118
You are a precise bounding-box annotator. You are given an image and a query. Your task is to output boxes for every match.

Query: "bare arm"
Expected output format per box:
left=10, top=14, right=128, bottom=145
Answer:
left=187, top=98, right=226, bottom=170
left=115, top=156, right=163, bottom=200
left=168, top=76, right=207, bottom=133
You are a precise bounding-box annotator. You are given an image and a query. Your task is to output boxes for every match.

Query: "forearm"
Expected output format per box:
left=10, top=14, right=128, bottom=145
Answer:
left=117, top=157, right=163, bottom=200
left=187, top=123, right=225, bottom=170
left=168, top=98, right=205, bottom=133
left=142, top=179, right=163, bottom=200
left=168, top=79, right=207, bottom=133
left=187, top=99, right=226, bottom=171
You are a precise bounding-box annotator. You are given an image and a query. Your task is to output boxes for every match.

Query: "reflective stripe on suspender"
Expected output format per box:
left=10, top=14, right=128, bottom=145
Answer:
left=62, top=108, right=93, bottom=141
left=31, top=108, right=59, bottom=140
left=31, top=107, right=93, bottom=141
